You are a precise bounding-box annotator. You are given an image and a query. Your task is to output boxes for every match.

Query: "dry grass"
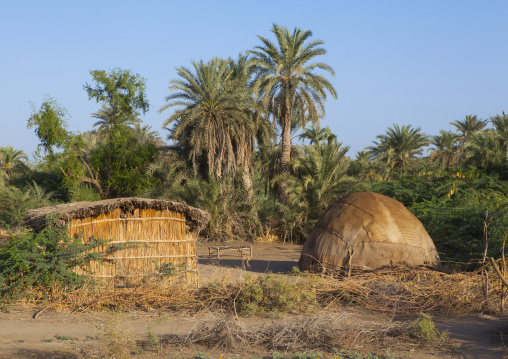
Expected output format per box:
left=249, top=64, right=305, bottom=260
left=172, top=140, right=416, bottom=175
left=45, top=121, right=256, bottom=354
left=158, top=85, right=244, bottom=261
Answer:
left=163, top=313, right=407, bottom=353
left=21, top=265, right=495, bottom=320
left=316, top=266, right=491, bottom=316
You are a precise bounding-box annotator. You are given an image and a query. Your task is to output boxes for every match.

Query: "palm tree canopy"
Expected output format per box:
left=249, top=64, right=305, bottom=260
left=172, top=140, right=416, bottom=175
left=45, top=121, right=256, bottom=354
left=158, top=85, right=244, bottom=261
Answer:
left=490, top=112, right=508, bottom=143
left=159, top=57, right=255, bottom=178
left=367, top=124, right=429, bottom=171
left=0, top=146, right=28, bottom=180
left=450, top=115, right=488, bottom=143
left=248, top=24, right=338, bottom=197
left=92, top=104, right=141, bottom=132
left=299, top=125, right=336, bottom=146
left=248, top=24, right=337, bottom=130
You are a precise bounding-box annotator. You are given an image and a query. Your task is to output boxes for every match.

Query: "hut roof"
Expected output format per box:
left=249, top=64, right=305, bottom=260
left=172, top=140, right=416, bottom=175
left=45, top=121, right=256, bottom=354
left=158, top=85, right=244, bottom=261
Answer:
left=25, top=197, right=210, bottom=233
left=299, top=191, right=441, bottom=272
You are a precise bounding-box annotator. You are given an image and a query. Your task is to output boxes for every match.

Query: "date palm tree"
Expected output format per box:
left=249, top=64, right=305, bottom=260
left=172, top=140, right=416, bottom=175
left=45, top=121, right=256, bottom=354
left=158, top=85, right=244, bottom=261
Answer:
left=299, top=125, right=336, bottom=146
left=450, top=115, right=488, bottom=147
left=160, top=57, right=257, bottom=193
left=248, top=24, right=337, bottom=198
left=367, top=124, right=429, bottom=173
left=429, top=130, right=459, bottom=168
left=490, top=112, right=508, bottom=144
left=92, top=104, right=141, bottom=133
left=0, top=147, right=28, bottom=182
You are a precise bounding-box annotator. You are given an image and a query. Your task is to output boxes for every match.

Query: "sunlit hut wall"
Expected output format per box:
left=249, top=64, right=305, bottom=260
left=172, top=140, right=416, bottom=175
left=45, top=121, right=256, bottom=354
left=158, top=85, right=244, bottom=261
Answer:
left=25, top=198, right=210, bottom=287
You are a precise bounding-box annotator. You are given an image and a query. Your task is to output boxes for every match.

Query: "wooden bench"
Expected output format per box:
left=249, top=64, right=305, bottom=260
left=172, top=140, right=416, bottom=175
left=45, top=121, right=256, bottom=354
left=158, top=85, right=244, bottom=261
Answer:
left=208, top=246, right=252, bottom=259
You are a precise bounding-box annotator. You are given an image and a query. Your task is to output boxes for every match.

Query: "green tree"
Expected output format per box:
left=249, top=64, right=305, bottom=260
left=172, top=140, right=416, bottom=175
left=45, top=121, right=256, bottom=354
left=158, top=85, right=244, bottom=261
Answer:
left=450, top=114, right=489, bottom=161
left=490, top=112, right=508, bottom=144
left=271, top=138, right=357, bottom=242
left=428, top=130, right=459, bottom=168
left=84, top=68, right=149, bottom=119
left=248, top=24, right=337, bottom=198
left=134, top=124, right=164, bottom=146
left=299, top=125, right=336, bottom=146
left=367, top=124, right=429, bottom=173
left=0, top=147, right=28, bottom=182
left=0, top=182, right=54, bottom=226
left=91, top=104, right=141, bottom=133
left=87, top=126, right=158, bottom=198
left=27, top=96, right=71, bottom=157
left=160, top=57, right=256, bottom=183
left=465, top=129, right=508, bottom=178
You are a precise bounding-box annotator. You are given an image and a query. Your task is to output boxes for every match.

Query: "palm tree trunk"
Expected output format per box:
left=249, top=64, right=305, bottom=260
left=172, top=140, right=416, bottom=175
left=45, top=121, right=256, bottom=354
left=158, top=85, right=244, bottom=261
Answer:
left=278, top=119, right=292, bottom=202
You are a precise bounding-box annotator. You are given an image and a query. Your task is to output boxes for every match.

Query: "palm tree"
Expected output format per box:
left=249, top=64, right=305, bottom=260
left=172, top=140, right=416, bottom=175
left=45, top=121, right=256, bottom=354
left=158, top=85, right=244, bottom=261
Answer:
left=490, top=112, right=508, bottom=144
left=226, top=54, right=261, bottom=199
left=299, top=125, right=336, bottom=146
left=273, top=138, right=357, bottom=241
left=0, top=147, right=28, bottom=181
left=465, top=129, right=507, bottom=175
left=450, top=114, right=488, bottom=146
left=160, top=57, right=255, bottom=183
left=429, top=130, right=459, bottom=168
left=92, top=104, right=141, bottom=132
left=367, top=124, right=429, bottom=173
left=134, top=124, right=164, bottom=146
left=248, top=24, right=337, bottom=197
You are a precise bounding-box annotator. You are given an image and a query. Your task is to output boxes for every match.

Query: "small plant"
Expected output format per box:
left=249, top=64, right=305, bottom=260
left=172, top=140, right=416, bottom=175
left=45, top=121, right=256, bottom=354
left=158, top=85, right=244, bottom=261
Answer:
left=146, top=326, right=161, bottom=350
left=96, top=310, right=137, bottom=359
left=236, top=274, right=318, bottom=317
left=409, top=312, right=447, bottom=342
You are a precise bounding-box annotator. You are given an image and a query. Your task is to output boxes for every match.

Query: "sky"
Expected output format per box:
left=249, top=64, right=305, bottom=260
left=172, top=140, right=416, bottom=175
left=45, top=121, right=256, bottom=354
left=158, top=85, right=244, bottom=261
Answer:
left=1, top=0, right=507, bottom=161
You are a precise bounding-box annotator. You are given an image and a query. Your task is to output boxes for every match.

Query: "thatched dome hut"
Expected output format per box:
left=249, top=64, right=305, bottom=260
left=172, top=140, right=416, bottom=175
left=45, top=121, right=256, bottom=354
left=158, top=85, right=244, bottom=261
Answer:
left=26, top=197, right=210, bottom=286
left=299, top=191, right=440, bottom=273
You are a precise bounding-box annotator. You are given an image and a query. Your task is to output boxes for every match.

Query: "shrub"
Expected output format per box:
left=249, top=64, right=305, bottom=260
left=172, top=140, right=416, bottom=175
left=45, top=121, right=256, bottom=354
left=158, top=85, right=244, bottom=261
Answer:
left=0, top=220, right=114, bottom=305
left=236, top=274, right=318, bottom=317
left=409, top=312, right=447, bottom=342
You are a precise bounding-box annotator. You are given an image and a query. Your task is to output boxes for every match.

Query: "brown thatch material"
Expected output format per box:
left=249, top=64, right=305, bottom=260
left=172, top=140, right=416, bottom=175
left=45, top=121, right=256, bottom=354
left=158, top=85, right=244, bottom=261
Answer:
left=25, top=197, right=210, bottom=233
left=25, top=197, right=211, bottom=287
left=299, top=191, right=441, bottom=273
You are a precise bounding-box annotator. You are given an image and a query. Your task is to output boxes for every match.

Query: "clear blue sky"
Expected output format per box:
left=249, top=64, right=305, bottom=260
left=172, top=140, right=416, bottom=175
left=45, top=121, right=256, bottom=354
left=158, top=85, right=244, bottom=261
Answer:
left=1, top=0, right=507, bottom=160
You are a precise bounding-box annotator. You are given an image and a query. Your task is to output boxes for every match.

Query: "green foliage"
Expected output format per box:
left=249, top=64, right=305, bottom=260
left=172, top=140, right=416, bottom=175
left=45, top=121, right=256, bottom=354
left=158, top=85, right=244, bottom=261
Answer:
left=371, top=169, right=508, bottom=262
left=0, top=182, right=55, bottom=226
left=0, top=146, right=29, bottom=183
left=87, top=126, right=158, bottom=197
left=160, top=56, right=257, bottom=180
left=0, top=221, right=113, bottom=304
left=248, top=24, right=337, bottom=199
left=184, top=175, right=262, bottom=241
left=154, top=262, right=188, bottom=278
left=27, top=96, right=71, bottom=157
left=367, top=124, right=429, bottom=173
left=84, top=68, right=149, bottom=116
left=409, top=313, right=447, bottom=342
left=236, top=274, right=318, bottom=317
left=266, top=137, right=360, bottom=242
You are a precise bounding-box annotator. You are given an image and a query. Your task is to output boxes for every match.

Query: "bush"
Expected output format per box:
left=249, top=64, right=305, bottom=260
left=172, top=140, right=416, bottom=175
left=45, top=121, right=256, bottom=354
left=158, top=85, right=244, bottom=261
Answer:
left=236, top=274, right=318, bottom=317
left=409, top=312, right=447, bottom=342
left=0, top=221, right=112, bottom=305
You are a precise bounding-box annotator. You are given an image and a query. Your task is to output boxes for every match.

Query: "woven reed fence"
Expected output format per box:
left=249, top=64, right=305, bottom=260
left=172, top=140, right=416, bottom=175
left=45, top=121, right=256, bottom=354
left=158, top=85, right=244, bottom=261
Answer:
left=26, top=197, right=211, bottom=287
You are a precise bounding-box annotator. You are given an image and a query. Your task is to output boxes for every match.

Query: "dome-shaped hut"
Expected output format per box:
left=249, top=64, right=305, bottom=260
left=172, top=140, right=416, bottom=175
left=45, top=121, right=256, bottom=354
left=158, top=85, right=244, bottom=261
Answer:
left=299, top=191, right=440, bottom=273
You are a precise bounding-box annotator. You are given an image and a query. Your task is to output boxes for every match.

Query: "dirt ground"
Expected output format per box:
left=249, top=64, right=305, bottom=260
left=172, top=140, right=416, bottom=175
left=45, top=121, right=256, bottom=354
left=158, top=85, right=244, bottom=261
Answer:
left=1, top=241, right=508, bottom=359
